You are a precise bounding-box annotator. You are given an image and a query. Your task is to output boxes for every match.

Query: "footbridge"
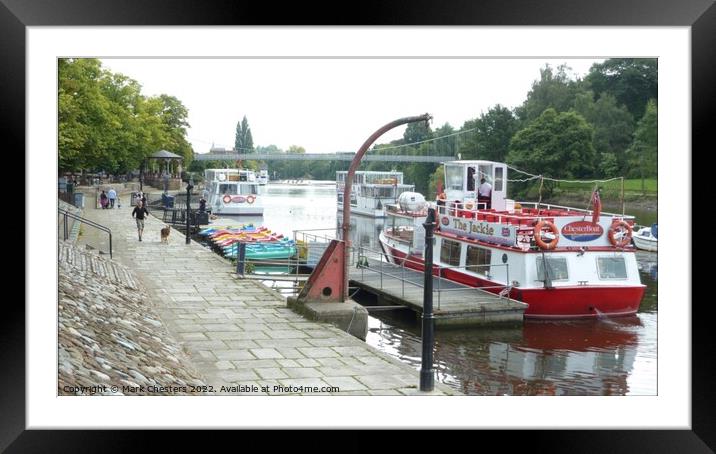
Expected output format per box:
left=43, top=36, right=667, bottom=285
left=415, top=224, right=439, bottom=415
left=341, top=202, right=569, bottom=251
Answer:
left=194, top=153, right=456, bottom=163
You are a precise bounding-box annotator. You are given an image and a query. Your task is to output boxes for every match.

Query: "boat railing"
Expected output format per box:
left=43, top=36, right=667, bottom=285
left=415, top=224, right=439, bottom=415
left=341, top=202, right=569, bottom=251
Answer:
left=351, top=244, right=511, bottom=310
left=516, top=201, right=635, bottom=220
left=436, top=201, right=635, bottom=226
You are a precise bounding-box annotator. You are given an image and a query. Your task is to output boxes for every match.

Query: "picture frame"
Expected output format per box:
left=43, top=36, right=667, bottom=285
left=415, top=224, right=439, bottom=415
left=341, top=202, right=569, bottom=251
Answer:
left=7, top=0, right=711, bottom=449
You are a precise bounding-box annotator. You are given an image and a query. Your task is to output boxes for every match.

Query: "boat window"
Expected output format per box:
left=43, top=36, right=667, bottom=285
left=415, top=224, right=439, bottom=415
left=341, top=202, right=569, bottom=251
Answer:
left=494, top=167, right=503, bottom=192
left=219, top=184, right=238, bottom=195
left=597, top=257, right=628, bottom=279
left=445, top=165, right=464, bottom=191
left=440, top=239, right=462, bottom=267
left=478, top=165, right=493, bottom=185
left=466, top=245, right=491, bottom=275
left=376, top=187, right=394, bottom=198
left=239, top=185, right=258, bottom=195
left=466, top=167, right=476, bottom=191
left=536, top=257, right=569, bottom=281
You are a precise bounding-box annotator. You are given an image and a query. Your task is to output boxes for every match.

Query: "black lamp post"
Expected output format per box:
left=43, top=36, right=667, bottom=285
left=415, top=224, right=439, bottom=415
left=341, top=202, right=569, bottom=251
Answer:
left=420, top=207, right=437, bottom=392
left=185, top=178, right=193, bottom=245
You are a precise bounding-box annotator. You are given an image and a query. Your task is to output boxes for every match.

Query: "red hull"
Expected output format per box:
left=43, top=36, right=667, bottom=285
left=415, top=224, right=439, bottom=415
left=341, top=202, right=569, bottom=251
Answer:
left=381, top=243, right=645, bottom=319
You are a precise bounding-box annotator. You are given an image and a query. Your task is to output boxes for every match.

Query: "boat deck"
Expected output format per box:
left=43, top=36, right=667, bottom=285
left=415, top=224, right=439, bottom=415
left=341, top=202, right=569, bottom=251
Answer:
left=348, top=257, right=527, bottom=327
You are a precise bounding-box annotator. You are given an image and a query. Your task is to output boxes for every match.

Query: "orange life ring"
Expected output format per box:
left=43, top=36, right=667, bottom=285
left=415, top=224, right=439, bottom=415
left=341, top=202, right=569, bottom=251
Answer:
left=608, top=220, right=633, bottom=248
left=222, top=195, right=232, bottom=204
left=246, top=195, right=256, bottom=204
left=534, top=220, right=559, bottom=250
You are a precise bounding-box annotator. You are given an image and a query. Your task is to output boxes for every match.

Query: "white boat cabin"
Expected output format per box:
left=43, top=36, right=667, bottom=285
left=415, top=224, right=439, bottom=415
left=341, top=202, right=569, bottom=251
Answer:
left=443, top=160, right=508, bottom=211
left=336, top=170, right=415, bottom=217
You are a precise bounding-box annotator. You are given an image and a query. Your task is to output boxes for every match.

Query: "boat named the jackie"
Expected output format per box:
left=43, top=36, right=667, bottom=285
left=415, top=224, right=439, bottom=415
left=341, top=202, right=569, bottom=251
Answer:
left=203, top=169, right=264, bottom=216
left=378, top=160, right=646, bottom=319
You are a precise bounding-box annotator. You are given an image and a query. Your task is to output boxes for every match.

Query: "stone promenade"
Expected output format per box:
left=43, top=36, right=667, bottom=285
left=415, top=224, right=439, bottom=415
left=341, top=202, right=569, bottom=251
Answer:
left=78, top=190, right=457, bottom=395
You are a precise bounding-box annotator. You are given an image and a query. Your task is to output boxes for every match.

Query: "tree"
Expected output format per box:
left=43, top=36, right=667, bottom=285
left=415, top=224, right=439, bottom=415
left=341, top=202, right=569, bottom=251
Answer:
left=516, top=64, right=586, bottom=124
left=235, top=115, right=254, bottom=152
left=156, top=94, right=193, bottom=167
left=59, top=58, right=109, bottom=172
left=428, top=165, right=446, bottom=199
left=432, top=123, right=455, bottom=156
left=626, top=99, right=658, bottom=191
left=573, top=92, right=634, bottom=176
left=458, top=105, right=518, bottom=162
left=507, top=109, right=597, bottom=185
left=403, top=120, right=433, bottom=145
left=585, top=58, right=657, bottom=120
left=59, top=58, right=194, bottom=175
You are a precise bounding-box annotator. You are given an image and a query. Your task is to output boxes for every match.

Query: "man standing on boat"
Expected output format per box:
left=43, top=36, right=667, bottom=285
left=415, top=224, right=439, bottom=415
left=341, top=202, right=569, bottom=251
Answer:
left=478, top=177, right=492, bottom=209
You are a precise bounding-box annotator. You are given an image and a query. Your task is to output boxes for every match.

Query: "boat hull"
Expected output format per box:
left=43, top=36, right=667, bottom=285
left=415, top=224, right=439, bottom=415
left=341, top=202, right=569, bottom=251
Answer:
left=337, top=205, right=385, bottom=218
left=213, top=206, right=264, bottom=216
left=380, top=239, right=645, bottom=319
left=632, top=236, right=657, bottom=252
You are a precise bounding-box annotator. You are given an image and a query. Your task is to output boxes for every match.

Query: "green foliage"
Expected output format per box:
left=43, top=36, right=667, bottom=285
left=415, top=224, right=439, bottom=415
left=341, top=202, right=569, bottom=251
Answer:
left=626, top=99, right=658, bottom=183
left=403, top=121, right=433, bottom=144
left=428, top=166, right=445, bottom=198
left=598, top=152, right=620, bottom=177
left=58, top=58, right=193, bottom=174
left=458, top=105, right=518, bottom=162
left=508, top=109, right=597, bottom=183
left=516, top=64, right=586, bottom=124
left=585, top=58, right=657, bottom=120
left=572, top=92, right=634, bottom=176
left=235, top=115, right=254, bottom=152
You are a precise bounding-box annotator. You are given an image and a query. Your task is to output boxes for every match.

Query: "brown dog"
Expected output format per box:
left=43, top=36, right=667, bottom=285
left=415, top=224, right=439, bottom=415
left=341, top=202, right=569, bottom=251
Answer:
left=160, top=225, right=171, bottom=243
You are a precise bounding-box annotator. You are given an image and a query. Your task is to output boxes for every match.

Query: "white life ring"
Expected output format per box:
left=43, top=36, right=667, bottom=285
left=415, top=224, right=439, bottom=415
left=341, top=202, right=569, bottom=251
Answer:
left=247, top=195, right=256, bottom=204
left=222, top=195, right=231, bottom=204
left=218, top=173, right=226, bottom=181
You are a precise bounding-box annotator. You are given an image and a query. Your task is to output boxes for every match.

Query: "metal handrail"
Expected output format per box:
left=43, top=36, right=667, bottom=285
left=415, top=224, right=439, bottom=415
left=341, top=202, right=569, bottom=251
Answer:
left=351, top=243, right=512, bottom=310
left=58, top=208, right=113, bottom=258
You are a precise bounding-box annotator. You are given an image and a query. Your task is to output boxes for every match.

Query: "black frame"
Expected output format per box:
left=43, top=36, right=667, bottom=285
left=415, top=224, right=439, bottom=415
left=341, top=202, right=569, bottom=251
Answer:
left=7, top=0, right=712, bottom=450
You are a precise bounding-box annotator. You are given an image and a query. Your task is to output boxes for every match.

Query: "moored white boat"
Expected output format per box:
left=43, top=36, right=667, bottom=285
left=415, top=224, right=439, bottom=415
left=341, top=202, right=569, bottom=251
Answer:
left=632, top=224, right=658, bottom=252
left=203, top=169, right=264, bottom=216
left=378, top=159, right=646, bottom=319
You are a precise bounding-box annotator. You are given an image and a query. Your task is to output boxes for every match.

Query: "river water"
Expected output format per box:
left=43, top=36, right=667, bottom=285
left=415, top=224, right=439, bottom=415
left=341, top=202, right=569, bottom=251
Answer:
left=210, top=182, right=658, bottom=396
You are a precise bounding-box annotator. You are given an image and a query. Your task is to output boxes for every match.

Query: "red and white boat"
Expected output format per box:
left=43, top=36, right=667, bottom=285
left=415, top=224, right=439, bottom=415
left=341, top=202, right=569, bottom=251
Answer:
left=378, top=160, right=645, bottom=319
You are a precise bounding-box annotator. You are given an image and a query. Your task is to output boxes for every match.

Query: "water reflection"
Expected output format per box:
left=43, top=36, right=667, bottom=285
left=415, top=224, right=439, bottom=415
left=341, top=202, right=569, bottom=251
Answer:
left=336, top=215, right=385, bottom=250
left=367, top=310, right=647, bottom=395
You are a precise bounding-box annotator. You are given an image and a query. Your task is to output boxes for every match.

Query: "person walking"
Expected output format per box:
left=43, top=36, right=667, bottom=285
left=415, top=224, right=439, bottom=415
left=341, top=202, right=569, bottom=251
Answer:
left=108, top=187, right=117, bottom=209
left=132, top=201, right=149, bottom=241
left=100, top=190, right=108, bottom=209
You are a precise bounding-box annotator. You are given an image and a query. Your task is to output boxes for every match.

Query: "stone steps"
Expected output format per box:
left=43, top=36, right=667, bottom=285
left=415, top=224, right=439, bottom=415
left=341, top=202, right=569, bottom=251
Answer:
left=58, top=200, right=83, bottom=242
left=59, top=241, right=139, bottom=290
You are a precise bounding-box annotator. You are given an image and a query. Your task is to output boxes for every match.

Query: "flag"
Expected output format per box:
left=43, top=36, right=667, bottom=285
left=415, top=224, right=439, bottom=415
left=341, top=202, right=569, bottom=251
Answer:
left=591, top=189, right=601, bottom=224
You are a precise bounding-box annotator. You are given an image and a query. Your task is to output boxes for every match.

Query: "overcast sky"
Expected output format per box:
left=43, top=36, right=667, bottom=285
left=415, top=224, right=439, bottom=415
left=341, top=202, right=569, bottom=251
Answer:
left=101, top=58, right=603, bottom=155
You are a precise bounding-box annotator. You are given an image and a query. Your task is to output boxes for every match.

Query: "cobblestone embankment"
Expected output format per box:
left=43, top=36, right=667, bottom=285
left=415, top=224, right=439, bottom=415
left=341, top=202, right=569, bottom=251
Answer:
left=58, top=241, right=208, bottom=395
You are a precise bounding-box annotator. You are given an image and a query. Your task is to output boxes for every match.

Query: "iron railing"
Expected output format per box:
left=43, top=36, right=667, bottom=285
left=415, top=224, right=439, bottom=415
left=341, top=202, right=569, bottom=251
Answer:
left=58, top=208, right=113, bottom=258
left=351, top=243, right=511, bottom=310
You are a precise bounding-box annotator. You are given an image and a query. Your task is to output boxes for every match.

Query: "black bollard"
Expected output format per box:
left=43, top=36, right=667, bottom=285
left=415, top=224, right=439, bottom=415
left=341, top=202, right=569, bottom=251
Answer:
left=185, top=181, right=193, bottom=245
left=420, top=207, right=436, bottom=392
left=236, top=242, right=247, bottom=276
